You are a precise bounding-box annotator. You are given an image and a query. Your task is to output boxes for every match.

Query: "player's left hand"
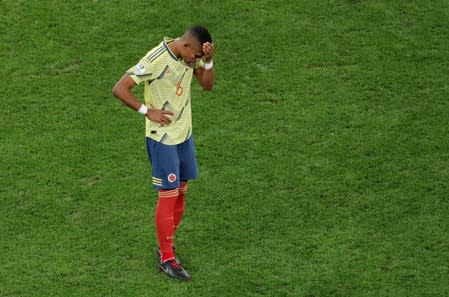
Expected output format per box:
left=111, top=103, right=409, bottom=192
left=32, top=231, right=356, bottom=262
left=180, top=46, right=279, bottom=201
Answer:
left=202, top=42, right=215, bottom=62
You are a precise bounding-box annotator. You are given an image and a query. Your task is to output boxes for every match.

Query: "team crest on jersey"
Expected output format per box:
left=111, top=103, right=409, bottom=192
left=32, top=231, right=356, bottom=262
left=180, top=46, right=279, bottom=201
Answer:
left=167, top=173, right=177, bottom=183
left=136, top=62, right=146, bottom=74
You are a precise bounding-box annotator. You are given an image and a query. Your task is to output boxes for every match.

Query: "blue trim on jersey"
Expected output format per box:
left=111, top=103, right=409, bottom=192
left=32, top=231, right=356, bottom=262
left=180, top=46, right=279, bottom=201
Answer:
left=163, top=40, right=179, bottom=61
left=146, top=136, right=198, bottom=190
left=147, top=45, right=166, bottom=62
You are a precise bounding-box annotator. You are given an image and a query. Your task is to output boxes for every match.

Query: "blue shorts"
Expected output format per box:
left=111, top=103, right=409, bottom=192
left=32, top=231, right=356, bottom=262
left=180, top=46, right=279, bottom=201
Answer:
left=146, top=136, right=199, bottom=190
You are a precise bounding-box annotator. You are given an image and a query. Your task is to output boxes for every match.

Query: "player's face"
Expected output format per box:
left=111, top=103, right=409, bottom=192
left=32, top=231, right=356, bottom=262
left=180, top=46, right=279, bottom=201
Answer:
left=182, top=38, right=204, bottom=64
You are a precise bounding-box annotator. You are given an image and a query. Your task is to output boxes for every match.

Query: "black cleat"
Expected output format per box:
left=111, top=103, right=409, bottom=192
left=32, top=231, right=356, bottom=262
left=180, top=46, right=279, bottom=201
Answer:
left=156, top=246, right=180, bottom=264
left=159, top=260, right=191, bottom=281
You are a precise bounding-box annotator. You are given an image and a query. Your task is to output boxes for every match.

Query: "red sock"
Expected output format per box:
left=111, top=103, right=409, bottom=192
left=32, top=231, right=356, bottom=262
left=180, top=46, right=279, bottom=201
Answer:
left=174, top=182, right=188, bottom=232
left=155, top=188, right=178, bottom=263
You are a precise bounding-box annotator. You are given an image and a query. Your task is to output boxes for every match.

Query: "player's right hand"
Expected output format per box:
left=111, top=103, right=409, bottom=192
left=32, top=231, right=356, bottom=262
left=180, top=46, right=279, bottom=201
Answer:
left=147, top=108, right=174, bottom=125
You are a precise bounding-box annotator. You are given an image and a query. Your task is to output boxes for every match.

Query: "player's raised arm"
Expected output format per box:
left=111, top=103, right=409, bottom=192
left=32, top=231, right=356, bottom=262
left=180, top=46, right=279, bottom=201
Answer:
left=194, top=42, right=215, bottom=91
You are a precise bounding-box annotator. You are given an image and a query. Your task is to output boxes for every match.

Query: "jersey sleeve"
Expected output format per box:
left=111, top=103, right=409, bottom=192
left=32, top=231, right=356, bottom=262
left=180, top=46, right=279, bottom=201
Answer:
left=126, top=58, right=157, bottom=85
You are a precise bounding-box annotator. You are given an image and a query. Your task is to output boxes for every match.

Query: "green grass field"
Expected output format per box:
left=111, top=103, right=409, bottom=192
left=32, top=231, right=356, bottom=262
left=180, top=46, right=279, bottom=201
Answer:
left=1, top=0, right=449, bottom=296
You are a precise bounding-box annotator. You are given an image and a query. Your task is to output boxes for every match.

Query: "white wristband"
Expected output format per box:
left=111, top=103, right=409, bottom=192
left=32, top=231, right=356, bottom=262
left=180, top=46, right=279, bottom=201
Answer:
left=137, top=104, right=148, bottom=115
left=204, top=60, right=214, bottom=70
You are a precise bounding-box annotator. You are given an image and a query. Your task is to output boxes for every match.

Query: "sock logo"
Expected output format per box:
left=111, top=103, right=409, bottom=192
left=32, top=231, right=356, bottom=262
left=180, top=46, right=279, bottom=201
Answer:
left=168, top=173, right=177, bottom=183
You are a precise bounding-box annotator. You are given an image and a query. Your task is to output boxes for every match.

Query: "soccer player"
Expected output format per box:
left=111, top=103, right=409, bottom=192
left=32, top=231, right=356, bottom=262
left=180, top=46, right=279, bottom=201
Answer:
left=112, top=25, right=215, bottom=281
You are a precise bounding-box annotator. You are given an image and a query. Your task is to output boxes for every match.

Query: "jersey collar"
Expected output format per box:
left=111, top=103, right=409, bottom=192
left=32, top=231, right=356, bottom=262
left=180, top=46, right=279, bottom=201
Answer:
left=163, top=37, right=179, bottom=61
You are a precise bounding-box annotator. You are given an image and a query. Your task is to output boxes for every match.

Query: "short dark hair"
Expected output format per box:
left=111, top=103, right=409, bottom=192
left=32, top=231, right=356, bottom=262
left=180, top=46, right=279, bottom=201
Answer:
left=187, top=25, right=212, bottom=44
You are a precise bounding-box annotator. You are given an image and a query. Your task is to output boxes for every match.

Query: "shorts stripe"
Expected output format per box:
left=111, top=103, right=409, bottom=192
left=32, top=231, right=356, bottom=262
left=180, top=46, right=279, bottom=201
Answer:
left=152, top=177, right=162, bottom=186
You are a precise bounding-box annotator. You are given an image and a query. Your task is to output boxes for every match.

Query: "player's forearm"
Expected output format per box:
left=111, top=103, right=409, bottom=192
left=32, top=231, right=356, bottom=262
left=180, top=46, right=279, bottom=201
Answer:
left=200, top=42, right=215, bottom=91
left=197, top=67, right=215, bottom=91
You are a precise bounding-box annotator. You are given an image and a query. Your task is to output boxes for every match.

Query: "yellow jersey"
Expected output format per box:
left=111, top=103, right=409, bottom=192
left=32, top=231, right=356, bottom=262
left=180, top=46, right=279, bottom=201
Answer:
left=127, top=37, right=204, bottom=145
